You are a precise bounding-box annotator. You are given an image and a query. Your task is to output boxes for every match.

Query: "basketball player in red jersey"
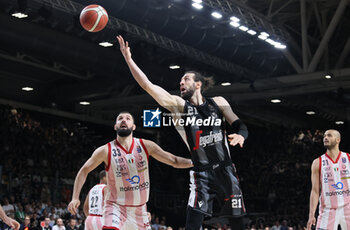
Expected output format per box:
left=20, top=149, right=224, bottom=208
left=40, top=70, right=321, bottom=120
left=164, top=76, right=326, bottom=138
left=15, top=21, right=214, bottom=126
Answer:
left=83, top=170, right=107, bottom=230
left=0, top=205, right=20, bottom=230
left=68, top=111, right=193, bottom=230
left=117, top=36, right=248, bottom=230
left=307, top=129, right=350, bottom=230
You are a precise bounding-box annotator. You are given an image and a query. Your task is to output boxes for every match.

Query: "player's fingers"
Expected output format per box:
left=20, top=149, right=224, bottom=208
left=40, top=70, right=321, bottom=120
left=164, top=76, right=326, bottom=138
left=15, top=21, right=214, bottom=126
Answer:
left=126, top=41, right=129, bottom=48
left=230, top=138, right=239, bottom=146
left=228, top=134, right=236, bottom=139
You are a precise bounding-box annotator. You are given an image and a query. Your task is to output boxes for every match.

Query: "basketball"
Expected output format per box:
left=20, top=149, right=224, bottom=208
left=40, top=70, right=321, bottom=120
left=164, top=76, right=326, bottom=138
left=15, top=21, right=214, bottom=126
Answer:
left=80, top=4, right=108, bottom=32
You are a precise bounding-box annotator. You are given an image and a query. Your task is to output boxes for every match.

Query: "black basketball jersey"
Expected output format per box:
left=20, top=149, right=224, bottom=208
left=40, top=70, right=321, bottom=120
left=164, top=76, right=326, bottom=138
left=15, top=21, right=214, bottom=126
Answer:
left=182, top=97, right=231, bottom=167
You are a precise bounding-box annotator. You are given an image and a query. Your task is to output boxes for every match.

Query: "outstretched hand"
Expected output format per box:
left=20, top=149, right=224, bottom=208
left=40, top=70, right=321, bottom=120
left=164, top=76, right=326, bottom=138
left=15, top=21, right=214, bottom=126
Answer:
left=116, top=35, right=131, bottom=61
left=68, top=199, right=80, bottom=216
left=228, top=134, right=244, bottom=148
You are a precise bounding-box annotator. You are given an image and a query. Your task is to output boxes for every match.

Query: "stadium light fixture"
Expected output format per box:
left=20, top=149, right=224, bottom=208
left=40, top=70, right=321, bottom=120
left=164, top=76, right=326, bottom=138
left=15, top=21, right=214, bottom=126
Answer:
left=192, top=3, right=203, bottom=10
left=22, top=87, right=33, bottom=91
left=12, top=12, right=28, bottom=18
left=169, top=65, right=180, bottom=69
left=211, top=12, right=222, bottom=19
left=270, top=99, right=281, bottom=103
left=99, top=42, right=113, bottom=47
left=80, top=101, right=90, bottom=105
left=306, top=111, right=316, bottom=115
left=221, top=82, right=231, bottom=86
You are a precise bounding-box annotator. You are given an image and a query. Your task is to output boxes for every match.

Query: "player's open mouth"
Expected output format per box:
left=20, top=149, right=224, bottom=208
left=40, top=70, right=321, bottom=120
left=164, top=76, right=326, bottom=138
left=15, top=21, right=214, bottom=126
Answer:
left=121, top=124, right=127, bottom=128
left=180, top=87, right=186, bottom=93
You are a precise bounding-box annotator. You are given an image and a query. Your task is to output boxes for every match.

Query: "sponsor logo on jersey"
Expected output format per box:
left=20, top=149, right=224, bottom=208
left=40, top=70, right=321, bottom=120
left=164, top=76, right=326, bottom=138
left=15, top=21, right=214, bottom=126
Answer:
left=193, top=130, right=223, bottom=150
left=119, top=181, right=149, bottom=192
left=342, top=165, right=347, bottom=169
left=324, top=178, right=328, bottom=183
left=325, top=189, right=350, bottom=196
left=331, top=182, right=344, bottom=190
left=342, top=157, right=347, bottom=163
left=341, top=170, right=349, bottom=175
left=198, top=201, right=204, bottom=208
left=126, top=175, right=140, bottom=184
left=324, top=172, right=332, bottom=178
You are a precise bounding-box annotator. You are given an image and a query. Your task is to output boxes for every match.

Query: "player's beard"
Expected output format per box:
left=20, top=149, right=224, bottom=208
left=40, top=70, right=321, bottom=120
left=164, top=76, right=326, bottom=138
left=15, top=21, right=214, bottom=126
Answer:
left=116, top=127, right=132, bottom=137
left=324, top=140, right=336, bottom=150
left=181, top=85, right=195, bottom=100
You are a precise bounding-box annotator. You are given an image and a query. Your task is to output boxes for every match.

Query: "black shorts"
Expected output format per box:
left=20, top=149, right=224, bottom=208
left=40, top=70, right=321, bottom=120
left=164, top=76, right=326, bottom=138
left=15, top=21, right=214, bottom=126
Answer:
left=187, top=162, right=246, bottom=217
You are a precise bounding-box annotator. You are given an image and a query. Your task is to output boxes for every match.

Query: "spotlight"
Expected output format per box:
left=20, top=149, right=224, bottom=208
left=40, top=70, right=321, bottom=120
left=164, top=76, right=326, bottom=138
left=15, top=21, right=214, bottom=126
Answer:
left=229, top=21, right=240, bottom=27
left=270, top=99, right=281, bottom=103
left=99, top=42, right=113, bottom=47
left=211, top=12, right=222, bottom=19
left=238, top=26, right=248, bottom=31
left=192, top=3, right=203, bottom=9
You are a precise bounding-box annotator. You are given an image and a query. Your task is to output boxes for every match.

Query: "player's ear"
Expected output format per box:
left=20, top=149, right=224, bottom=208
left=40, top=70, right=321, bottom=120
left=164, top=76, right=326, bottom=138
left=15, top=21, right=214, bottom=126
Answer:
left=114, top=124, right=117, bottom=130
left=132, top=124, right=136, bottom=131
left=195, top=81, right=202, bottom=89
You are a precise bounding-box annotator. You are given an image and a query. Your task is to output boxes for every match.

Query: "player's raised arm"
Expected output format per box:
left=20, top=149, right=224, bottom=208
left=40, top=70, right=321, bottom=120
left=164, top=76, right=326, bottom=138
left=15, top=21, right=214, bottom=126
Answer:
left=68, top=145, right=108, bottom=215
left=142, top=139, right=193, bottom=168
left=117, top=35, right=184, bottom=112
left=307, top=159, right=320, bottom=230
left=213, top=96, right=248, bottom=148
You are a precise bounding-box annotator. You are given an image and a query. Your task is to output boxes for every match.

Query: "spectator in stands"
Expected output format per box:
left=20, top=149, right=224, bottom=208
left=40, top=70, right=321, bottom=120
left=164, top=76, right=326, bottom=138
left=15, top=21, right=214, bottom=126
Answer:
left=65, top=219, right=77, bottom=230
left=42, top=217, right=52, bottom=230
left=15, top=204, right=25, bottom=223
left=19, top=216, right=31, bottom=230
left=2, top=198, right=15, bottom=216
left=52, top=218, right=65, bottom=230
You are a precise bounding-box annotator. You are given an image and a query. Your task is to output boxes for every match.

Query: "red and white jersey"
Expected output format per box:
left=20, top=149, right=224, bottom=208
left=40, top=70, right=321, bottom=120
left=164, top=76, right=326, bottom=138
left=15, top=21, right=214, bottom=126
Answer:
left=88, top=184, right=106, bottom=216
left=105, top=138, right=150, bottom=206
left=319, top=151, right=350, bottom=209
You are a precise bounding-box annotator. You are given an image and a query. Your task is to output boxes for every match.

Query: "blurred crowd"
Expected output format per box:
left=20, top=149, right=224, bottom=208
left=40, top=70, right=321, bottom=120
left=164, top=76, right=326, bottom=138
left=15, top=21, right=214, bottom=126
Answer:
left=0, top=104, right=349, bottom=230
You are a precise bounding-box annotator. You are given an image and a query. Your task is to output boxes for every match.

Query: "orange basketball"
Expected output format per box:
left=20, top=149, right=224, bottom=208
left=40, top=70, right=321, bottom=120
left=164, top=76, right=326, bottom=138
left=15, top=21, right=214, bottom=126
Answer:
left=80, top=4, right=108, bottom=32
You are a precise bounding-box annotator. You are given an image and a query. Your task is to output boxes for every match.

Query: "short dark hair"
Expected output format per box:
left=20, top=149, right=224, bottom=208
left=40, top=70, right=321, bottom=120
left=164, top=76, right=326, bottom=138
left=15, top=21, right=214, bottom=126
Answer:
left=116, top=111, right=135, bottom=123
left=185, top=70, right=215, bottom=92
left=99, top=170, right=106, bottom=180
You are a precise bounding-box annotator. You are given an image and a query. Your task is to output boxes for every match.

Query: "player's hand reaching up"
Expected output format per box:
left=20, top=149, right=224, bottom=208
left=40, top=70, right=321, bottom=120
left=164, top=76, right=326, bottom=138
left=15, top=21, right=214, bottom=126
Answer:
left=117, top=35, right=132, bottom=61
left=68, top=199, right=80, bottom=216
left=228, top=134, right=244, bottom=148
left=306, top=216, right=316, bottom=230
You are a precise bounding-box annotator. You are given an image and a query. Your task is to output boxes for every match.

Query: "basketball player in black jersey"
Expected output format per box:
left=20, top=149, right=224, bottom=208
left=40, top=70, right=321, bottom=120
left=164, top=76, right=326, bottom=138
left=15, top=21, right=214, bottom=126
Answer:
left=117, top=36, right=248, bottom=230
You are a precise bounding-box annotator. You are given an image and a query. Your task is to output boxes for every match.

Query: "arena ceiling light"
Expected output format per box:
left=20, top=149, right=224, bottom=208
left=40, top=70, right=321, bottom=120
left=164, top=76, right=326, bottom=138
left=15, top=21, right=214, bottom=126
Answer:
left=247, top=30, right=257, bottom=35
left=238, top=26, right=248, bottom=31
left=270, top=99, right=281, bottom=103
left=229, top=21, right=240, bottom=27
left=221, top=82, right=231, bottom=86
left=12, top=12, right=28, bottom=18
left=211, top=12, right=222, bottom=19
left=192, top=0, right=202, bottom=3
left=230, top=16, right=240, bottom=22
left=80, top=101, right=90, bottom=105
left=169, top=65, right=180, bottom=69
left=274, top=43, right=287, bottom=49
left=99, top=42, right=113, bottom=47
left=22, top=87, right=33, bottom=91
left=335, top=121, right=344, bottom=125
left=192, top=3, right=203, bottom=10
left=306, top=111, right=316, bottom=115
left=324, top=74, right=332, bottom=79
